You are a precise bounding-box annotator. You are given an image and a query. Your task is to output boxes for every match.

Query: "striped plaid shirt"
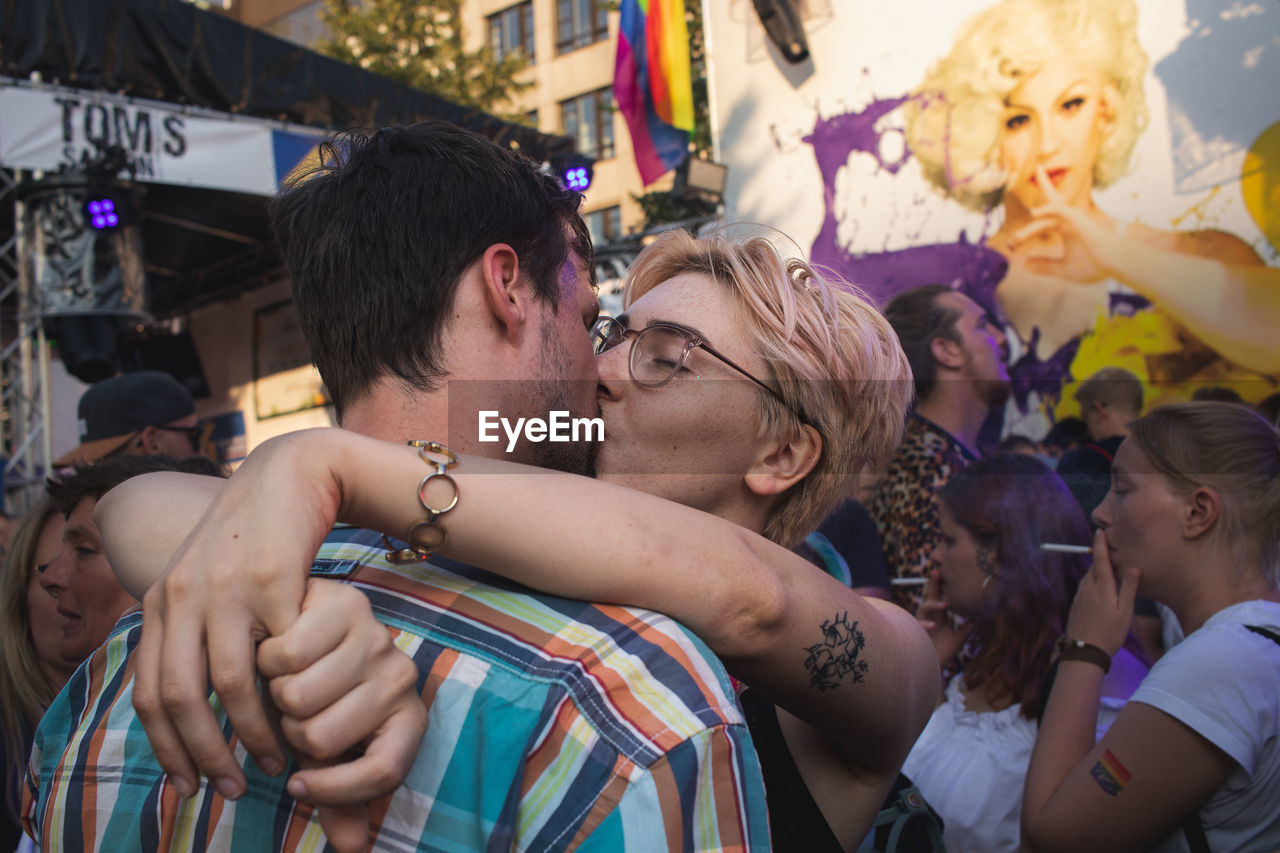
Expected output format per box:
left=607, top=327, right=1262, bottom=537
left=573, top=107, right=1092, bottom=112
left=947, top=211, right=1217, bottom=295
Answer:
left=25, top=526, right=770, bottom=851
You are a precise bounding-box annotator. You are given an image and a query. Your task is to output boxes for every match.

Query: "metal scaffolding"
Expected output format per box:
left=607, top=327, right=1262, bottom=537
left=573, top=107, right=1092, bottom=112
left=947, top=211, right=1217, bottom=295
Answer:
left=1, top=168, right=55, bottom=516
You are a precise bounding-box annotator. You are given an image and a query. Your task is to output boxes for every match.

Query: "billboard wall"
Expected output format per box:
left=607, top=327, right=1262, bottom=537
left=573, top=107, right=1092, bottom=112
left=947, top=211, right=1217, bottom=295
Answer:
left=707, top=0, right=1280, bottom=438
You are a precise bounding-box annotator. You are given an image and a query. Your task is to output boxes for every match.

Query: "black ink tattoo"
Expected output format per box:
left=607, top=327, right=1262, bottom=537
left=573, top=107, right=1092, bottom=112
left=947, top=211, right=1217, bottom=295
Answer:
left=803, top=612, right=869, bottom=691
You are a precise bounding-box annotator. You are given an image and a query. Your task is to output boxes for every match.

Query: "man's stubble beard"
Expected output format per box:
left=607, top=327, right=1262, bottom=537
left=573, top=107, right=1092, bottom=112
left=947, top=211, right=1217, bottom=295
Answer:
left=528, top=322, right=599, bottom=478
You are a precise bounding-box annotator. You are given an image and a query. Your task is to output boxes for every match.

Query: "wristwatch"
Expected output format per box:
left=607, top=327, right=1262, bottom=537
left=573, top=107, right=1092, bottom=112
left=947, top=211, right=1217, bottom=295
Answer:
left=1055, top=636, right=1112, bottom=673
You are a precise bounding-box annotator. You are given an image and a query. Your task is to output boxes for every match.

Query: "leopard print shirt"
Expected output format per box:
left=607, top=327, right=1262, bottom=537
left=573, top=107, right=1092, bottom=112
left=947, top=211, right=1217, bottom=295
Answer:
left=869, top=413, right=977, bottom=610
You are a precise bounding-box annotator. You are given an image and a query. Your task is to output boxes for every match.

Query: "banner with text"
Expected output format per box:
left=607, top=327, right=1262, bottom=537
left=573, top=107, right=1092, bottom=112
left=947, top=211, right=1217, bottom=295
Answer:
left=0, top=82, right=325, bottom=197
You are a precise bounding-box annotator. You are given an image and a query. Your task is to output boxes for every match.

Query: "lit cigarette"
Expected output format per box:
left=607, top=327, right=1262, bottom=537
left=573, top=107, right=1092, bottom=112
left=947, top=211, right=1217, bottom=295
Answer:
left=890, top=577, right=930, bottom=586
left=1040, top=543, right=1092, bottom=554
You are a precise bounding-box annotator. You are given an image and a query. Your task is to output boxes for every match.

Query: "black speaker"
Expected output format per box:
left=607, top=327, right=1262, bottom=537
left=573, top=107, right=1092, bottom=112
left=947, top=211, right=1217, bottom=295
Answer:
left=119, top=329, right=211, bottom=399
left=45, top=315, right=128, bottom=384
left=752, top=0, right=810, bottom=64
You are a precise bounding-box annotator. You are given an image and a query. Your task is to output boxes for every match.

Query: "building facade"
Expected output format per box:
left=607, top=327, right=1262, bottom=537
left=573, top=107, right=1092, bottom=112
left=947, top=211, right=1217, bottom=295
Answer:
left=226, top=0, right=656, bottom=247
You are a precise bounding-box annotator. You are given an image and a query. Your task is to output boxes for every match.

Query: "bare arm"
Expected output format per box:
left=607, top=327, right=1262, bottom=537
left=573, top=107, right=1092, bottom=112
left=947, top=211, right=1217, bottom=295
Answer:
left=1021, top=531, right=1235, bottom=851
left=322, top=428, right=939, bottom=775
left=1097, top=232, right=1280, bottom=374
left=1019, top=165, right=1280, bottom=373
left=109, top=464, right=424, bottom=853
left=1023, top=678, right=1234, bottom=852
left=95, top=472, right=225, bottom=600
left=142, top=425, right=937, bottom=801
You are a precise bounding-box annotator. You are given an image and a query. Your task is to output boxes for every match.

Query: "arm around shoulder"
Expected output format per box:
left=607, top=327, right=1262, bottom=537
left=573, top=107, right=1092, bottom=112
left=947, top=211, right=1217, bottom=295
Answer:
left=96, top=471, right=228, bottom=600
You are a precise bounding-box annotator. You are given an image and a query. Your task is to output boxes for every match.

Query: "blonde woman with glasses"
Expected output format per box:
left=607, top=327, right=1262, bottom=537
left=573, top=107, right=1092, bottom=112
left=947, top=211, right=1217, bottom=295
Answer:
left=906, top=0, right=1280, bottom=416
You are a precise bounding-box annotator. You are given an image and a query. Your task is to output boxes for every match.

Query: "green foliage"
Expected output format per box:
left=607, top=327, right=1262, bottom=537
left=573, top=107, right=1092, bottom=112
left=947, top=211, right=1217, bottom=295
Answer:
left=318, top=0, right=531, bottom=120
left=632, top=187, right=715, bottom=228
left=686, top=1, right=711, bottom=156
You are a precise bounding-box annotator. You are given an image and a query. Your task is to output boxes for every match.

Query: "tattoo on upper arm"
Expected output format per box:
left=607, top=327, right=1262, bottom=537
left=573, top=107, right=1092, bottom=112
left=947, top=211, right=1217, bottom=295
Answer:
left=1089, top=749, right=1132, bottom=796
left=803, top=612, right=869, bottom=691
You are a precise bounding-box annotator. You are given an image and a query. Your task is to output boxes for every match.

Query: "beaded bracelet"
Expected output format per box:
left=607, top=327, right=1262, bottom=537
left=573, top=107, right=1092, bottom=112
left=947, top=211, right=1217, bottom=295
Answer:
left=382, top=440, right=459, bottom=564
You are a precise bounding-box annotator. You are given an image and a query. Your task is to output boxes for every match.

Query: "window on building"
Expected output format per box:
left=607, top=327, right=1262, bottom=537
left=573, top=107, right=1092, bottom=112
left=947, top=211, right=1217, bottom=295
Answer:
left=261, top=0, right=329, bottom=49
left=556, top=0, right=608, bottom=54
left=488, top=2, right=535, bottom=63
left=561, top=87, right=614, bottom=160
left=587, top=206, right=622, bottom=246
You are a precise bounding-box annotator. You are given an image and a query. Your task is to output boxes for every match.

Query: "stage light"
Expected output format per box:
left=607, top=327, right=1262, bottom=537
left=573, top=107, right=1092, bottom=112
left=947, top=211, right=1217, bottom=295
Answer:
left=549, top=153, right=595, bottom=193
left=86, top=196, right=121, bottom=230
left=564, top=165, right=591, bottom=191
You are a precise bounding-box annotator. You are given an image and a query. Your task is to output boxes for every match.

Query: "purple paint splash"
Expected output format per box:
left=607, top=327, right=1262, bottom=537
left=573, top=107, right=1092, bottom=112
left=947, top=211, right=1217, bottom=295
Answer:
left=803, top=96, right=1081, bottom=411
left=804, top=96, right=1006, bottom=313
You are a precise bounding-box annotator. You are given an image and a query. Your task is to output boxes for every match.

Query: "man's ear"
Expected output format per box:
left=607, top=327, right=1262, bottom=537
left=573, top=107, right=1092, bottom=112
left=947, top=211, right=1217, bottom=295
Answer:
left=480, top=243, right=528, bottom=345
left=1182, top=485, right=1221, bottom=541
left=744, top=424, right=823, bottom=498
left=137, top=426, right=161, bottom=454
left=931, top=335, right=965, bottom=371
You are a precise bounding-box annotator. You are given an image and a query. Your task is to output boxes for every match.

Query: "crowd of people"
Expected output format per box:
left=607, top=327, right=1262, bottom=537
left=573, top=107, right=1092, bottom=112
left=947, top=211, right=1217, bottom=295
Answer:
left=0, top=116, right=1277, bottom=853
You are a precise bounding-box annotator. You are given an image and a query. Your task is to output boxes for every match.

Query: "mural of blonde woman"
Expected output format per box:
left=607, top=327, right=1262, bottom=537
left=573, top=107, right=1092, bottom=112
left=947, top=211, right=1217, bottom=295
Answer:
left=904, top=0, right=1280, bottom=420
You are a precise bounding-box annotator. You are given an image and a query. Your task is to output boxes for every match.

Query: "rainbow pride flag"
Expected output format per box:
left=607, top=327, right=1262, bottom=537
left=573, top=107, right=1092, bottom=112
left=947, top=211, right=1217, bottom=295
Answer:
left=613, top=0, right=694, bottom=185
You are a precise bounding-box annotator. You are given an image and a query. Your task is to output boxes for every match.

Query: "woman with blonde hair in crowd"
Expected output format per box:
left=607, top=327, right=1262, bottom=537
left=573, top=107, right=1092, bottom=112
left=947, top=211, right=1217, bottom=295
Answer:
left=903, top=453, right=1147, bottom=852
left=1022, top=402, right=1280, bottom=851
left=0, top=497, right=74, bottom=851
left=905, top=0, right=1280, bottom=420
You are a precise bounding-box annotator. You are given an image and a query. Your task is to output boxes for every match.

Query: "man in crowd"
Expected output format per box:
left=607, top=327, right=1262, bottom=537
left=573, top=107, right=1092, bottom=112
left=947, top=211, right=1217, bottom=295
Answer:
left=869, top=284, right=1009, bottom=609
left=40, top=455, right=224, bottom=667
left=25, top=122, right=768, bottom=852
left=1057, top=366, right=1143, bottom=518
left=54, top=371, right=206, bottom=465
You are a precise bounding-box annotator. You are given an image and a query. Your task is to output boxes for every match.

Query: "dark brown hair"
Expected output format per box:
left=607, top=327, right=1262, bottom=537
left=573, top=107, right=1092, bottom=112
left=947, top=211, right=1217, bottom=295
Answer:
left=883, top=284, right=961, bottom=402
left=47, top=454, right=226, bottom=515
left=270, top=121, right=593, bottom=418
left=939, top=453, right=1091, bottom=719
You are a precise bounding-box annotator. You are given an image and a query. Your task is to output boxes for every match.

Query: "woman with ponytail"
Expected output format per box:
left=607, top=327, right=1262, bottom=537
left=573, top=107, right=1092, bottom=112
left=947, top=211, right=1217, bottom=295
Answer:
left=1023, top=402, right=1280, bottom=851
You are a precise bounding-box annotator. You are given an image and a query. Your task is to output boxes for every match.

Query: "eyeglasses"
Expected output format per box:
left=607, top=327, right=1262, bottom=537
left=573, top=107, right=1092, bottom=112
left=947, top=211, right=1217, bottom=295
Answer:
left=153, top=424, right=203, bottom=450
left=591, top=316, right=809, bottom=423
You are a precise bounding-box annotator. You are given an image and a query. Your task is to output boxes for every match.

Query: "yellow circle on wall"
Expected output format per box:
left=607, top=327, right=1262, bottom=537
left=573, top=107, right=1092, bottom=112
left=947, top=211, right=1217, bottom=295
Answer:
left=1242, top=121, right=1280, bottom=254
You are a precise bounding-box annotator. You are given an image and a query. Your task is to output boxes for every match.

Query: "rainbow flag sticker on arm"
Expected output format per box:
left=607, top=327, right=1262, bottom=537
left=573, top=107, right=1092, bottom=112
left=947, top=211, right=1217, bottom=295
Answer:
left=613, top=0, right=694, bottom=185
left=1089, top=749, right=1133, bottom=797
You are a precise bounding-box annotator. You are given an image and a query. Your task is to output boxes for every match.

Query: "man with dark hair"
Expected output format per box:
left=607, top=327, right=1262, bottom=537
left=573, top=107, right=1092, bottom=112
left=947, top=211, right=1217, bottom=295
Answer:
left=39, top=455, right=224, bottom=665
left=1041, top=415, right=1088, bottom=460
left=273, top=124, right=597, bottom=476
left=869, top=284, right=1009, bottom=608
left=27, top=122, right=768, bottom=852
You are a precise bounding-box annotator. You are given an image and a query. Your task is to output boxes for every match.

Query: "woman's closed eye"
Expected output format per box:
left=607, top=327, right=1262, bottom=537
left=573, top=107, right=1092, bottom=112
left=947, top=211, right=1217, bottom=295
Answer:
left=1005, top=113, right=1030, bottom=131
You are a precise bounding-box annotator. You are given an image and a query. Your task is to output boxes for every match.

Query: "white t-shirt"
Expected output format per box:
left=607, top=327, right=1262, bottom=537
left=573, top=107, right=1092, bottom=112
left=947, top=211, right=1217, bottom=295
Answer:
left=901, top=675, right=1126, bottom=853
left=1133, top=600, right=1280, bottom=853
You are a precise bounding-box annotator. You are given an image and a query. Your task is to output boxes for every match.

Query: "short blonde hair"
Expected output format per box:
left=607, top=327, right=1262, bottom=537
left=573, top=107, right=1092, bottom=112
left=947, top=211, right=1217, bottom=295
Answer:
left=904, top=0, right=1149, bottom=211
left=1129, top=403, right=1280, bottom=584
left=624, top=229, right=913, bottom=548
left=1075, top=366, right=1143, bottom=414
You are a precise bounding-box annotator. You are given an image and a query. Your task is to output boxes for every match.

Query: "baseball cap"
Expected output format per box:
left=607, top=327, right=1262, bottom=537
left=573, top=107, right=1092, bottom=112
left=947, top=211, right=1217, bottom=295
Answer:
left=55, top=371, right=196, bottom=466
